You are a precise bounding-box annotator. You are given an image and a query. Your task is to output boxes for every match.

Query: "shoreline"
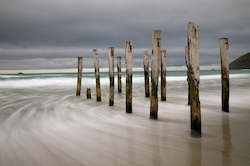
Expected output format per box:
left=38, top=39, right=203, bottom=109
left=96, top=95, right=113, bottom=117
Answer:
left=0, top=70, right=250, bottom=165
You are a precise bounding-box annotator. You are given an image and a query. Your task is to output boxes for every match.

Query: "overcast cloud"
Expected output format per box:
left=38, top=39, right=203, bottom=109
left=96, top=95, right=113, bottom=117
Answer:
left=0, top=0, right=249, bottom=69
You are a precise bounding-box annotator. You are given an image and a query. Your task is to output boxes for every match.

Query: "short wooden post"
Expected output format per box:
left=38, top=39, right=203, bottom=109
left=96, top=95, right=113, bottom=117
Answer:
left=150, top=30, right=161, bottom=120
left=187, top=22, right=201, bottom=137
left=76, top=56, right=83, bottom=96
left=109, top=47, right=114, bottom=106
left=185, top=46, right=191, bottom=105
left=87, top=88, right=91, bottom=99
left=93, top=49, right=102, bottom=102
left=117, top=56, right=122, bottom=93
left=143, top=51, right=150, bottom=97
left=220, top=38, right=230, bottom=112
left=161, top=50, right=167, bottom=101
left=125, top=41, right=133, bottom=113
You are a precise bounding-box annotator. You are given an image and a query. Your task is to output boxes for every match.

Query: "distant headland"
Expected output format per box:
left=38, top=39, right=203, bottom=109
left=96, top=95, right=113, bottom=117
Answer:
left=230, top=52, right=250, bottom=69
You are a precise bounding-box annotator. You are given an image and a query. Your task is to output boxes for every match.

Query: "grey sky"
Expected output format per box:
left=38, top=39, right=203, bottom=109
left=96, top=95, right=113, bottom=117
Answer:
left=0, top=0, right=249, bottom=69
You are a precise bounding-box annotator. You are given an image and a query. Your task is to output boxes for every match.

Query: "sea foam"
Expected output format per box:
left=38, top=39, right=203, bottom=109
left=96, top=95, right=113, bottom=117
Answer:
left=0, top=73, right=249, bottom=88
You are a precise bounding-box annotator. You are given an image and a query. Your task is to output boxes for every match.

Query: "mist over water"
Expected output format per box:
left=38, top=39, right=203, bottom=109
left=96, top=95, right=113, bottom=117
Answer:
left=0, top=69, right=250, bottom=165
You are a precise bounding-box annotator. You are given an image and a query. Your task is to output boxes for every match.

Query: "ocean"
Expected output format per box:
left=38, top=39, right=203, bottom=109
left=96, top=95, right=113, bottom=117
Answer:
left=0, top=68, right=250, bottom=88
left=0, top=68, right=250, bottom=165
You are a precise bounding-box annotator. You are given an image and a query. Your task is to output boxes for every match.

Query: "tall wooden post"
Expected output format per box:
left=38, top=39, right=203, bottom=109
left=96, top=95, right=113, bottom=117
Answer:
left=125, top=41, right=133, bottom=113
left=150, top=30, right=161, bottom=120
left=76, top=56, right=83, bottom=96
left=117, top=56, right=122, bottom=93
left=185, top=46, right=191, bottom=105
left=220, top=38, right=230, bottom=112
left=187, top=22, right=201, bottom=137
left=161, top=50, right=167, bottom=101
left=143, top=51, right=150, bottom=97
left=109, top=47, right=114, bottom=106
left=93, top=49, right=101, bottom=102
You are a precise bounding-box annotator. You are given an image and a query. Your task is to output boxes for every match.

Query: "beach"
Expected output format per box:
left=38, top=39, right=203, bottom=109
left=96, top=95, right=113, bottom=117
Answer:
left=0, top=69, right=250, bottom=166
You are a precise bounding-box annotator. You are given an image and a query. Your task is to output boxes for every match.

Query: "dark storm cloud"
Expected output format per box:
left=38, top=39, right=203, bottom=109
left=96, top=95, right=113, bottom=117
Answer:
left=0, top=0, right=249, bottom=69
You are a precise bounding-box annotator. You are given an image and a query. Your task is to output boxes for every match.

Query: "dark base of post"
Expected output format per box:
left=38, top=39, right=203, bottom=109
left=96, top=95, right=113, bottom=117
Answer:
left=109, top=100, right=114, bottom=106
left=109, top=77, right=114, bottom=106
left=150, top=111, right=158, bottom=120
left=222, top=93, right=229, bottom=112
left=126, top=75, right=132, bottom=113
left=190, top=78, right=201, bottom=137
left=188, top=83, right=191, bottom=105
left=97, top=97, right=101, bottom=102
left=150, top=80, right=158, bottom=120
left=87, top=88, right=91, bottom=99
left=144, top=72, right=150, bottom=98
left=118, top=78, right=122, bottom=93
left=126, top=102, right=132, bottom=113
left=222, top=103, right=229, bottom=113
left=191, top=128, right=201, bottom=138
left=191, top=120, right=201, bottom=137
left=118, top=89, right=122, bottom=93
left=222, top=79, right=229, bottom=112
left=161, top=96, right=166, bottom=101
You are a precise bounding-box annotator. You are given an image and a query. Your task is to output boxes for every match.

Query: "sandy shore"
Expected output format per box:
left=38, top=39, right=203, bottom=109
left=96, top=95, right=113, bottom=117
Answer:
left=0, top=73, right=250, bottom=166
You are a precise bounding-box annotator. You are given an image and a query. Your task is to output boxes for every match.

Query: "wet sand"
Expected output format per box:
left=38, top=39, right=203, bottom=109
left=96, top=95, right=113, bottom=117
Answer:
left=0, top=75, right=250, bottom=166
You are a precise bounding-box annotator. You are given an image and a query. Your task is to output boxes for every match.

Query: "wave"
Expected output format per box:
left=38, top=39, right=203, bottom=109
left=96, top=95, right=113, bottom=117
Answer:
left=0, top=73, right=249, bottom=88
left=0, top=75, right=27, bottom=78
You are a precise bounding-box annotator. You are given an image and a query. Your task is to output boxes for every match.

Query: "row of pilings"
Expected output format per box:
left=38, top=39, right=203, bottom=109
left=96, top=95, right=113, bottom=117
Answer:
left=76, top=22, right=230, bottom=137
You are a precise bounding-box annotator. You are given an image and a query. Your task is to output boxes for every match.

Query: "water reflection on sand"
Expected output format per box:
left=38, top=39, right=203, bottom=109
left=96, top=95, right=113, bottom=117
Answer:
left=0, top=75, right=250, bottom=166
left=222, top=114, right=232, bottom=166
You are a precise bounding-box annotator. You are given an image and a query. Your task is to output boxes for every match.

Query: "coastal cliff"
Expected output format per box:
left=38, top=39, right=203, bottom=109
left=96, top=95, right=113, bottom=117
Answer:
left=230, top=52, right=250, bottom=69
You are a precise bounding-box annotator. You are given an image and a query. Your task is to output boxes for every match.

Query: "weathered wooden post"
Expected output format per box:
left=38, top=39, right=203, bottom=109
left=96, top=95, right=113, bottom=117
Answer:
left=125, top=41, right=133, bottom=113
left=161, top=50, right=167, bottom=101
left=220, top=38, right=230, bottom=112
left=187, top=22, right=201, bottom=137
left=150, top=30, right=161, bottom=120
left=143, top=51, right=150, bottom=97
left=76, top=56, right=83, bottom=96
left=87, top=88, right=91, bottom=99
left=93, top=49, right=102, bottom=102
left=185, top=46, right=191, bottom=105
left=109, top=47, right=114, bottom=106
left=117, top=56, right=122, bottom=93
